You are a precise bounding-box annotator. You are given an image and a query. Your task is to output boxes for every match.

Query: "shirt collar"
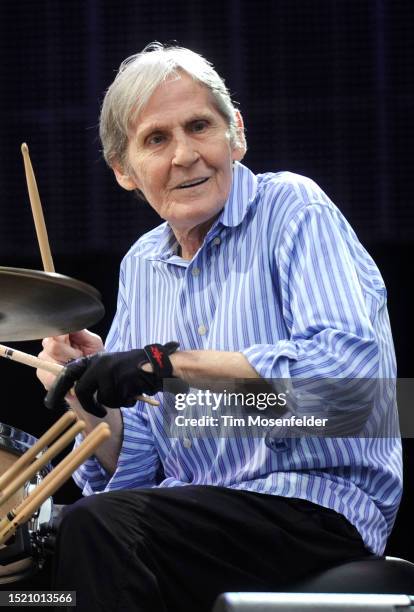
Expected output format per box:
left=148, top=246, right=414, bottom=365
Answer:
left=217, top=161, right=258, bottom=228
left=140, top=161, right=258, bottom=262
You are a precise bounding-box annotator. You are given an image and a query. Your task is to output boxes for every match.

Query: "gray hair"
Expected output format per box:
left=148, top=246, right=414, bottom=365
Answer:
left=99, top=42, right=244, bottom=168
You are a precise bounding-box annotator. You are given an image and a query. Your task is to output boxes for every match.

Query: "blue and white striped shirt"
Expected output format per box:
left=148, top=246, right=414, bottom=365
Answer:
left=73, top=162, right=402, bottom=555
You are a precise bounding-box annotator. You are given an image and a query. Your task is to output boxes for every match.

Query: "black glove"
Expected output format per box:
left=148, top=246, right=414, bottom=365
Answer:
left=44, top=341, right=180, bottom=417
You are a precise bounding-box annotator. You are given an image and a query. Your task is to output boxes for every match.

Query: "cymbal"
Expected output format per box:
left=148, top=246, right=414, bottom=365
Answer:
left=0, top=267, right=105, bottom=341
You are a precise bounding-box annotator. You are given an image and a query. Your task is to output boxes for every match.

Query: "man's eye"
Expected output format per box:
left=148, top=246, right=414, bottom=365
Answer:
left=191, top=120, right=208, bottom=132
left=147, top=133, right=165, bottom=145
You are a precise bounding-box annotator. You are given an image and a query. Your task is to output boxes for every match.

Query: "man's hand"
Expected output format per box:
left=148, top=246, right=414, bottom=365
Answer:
left=44, top=342, right=181, bottom=416
left=37, top=330, right=104, bottom=390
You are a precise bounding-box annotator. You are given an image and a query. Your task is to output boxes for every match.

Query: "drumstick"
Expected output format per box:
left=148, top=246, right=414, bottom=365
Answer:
left=0, top=423, right=111, bottom=545
left=0, top=411, right=77, bottom=491
left=0, top=420, right=98, bottom=535
left=0, top=343, right=159, bottom=407
left=0, top=420, right=85, bottom=509
left=21, top=143, right=55, bottom=273
left=0, top=343, right=62, bottom=376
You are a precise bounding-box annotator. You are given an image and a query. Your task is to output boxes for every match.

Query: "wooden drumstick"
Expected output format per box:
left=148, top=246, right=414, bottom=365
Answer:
left=0, top=423, right=111, bottom=545
left=0, top=411, right=77, bottom=491
left=0, top=417, right=80, bottom=534
left=0, top=420, right=86, bottom=508
left=0, top=343, right=159, bottom=406
left=0, top=343, right=63, bottom=376
left=0, top=419, right=93, bottom=534
left=21, top=143, right=55, bottom=273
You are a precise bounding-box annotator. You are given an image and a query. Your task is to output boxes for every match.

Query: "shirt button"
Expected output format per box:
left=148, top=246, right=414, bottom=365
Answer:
left=183, top=437, right=192, bottom=448
left=212, top=237, right=221, bottom=246
left=198, top=324, right=207, bottom=335
left=192, top=267, right=200, bottom=277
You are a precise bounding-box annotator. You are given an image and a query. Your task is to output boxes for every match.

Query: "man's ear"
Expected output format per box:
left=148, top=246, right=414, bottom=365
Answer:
left=231, top=110, right=247, bottom=162
left=112, top=163, right=140, bottom=191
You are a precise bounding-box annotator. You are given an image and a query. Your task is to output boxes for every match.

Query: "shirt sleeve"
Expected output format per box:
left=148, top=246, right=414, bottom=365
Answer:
left=241, top=203, right=383, bottom=435
left=71, top=260, right=161, bottom=495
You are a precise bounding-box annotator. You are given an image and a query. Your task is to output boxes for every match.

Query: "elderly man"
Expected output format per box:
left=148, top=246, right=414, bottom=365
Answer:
left=38, top=43, right=401, bottom=612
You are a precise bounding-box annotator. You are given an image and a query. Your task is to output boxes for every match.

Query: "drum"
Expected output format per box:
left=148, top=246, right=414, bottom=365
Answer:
left=0, top=422, right=54, bottom=584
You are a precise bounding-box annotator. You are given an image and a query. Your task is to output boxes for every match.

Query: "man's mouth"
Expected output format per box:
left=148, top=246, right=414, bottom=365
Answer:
left=176, top=177, right=209, bottom=189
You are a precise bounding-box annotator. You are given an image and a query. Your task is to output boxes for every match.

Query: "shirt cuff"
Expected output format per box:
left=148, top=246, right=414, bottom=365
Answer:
left=242, top=342, right=298, bottom=380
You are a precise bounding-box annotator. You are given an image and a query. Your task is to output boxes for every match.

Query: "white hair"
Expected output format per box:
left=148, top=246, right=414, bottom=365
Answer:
left=99, top=42, right=245, bottom=167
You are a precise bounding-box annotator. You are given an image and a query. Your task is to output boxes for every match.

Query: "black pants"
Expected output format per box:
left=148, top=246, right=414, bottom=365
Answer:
left=53, top=486, right=370, bottom=612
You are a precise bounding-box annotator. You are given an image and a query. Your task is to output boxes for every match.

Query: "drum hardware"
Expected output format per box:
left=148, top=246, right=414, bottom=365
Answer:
left=34, top=503, right=65, bottom=558
left=0, top=523, right=33, bottom=584
left=0, top=518, right=55, bottom=584
left=25, top=473, right=54, bottom=564
left=3, top=498, right=63, bottom=581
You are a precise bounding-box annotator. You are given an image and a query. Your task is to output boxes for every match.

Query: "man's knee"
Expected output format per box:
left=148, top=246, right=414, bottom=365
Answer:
left=58, top=490, right=152, bottom=547
left=59, top=493, right=113, bottom=537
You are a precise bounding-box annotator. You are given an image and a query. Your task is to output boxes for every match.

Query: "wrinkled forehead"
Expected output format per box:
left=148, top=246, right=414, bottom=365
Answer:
left=129, top=70, right=229, bottom=134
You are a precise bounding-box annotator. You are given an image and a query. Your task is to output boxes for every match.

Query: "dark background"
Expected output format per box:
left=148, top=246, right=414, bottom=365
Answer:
left=0, top=0, right=412, bottom=576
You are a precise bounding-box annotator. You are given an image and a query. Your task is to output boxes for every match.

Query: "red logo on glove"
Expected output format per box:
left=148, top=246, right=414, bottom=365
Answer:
left=150, top=346, right=164, bottom=368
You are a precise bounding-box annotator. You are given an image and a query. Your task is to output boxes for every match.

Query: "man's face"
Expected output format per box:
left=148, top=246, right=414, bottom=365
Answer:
left=114, top=72, right=245, bottom=233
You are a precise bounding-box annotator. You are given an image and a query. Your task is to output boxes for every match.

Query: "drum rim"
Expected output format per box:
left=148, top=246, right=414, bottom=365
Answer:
left=0, top=422, right=51, bottom=473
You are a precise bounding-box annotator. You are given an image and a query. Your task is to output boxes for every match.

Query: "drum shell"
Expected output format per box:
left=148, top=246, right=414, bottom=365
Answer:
left=0, top=449, right=24, bottom=515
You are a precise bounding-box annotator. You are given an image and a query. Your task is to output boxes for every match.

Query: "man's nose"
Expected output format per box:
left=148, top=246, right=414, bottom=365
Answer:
left=172, top=134, right=200, bottom=167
